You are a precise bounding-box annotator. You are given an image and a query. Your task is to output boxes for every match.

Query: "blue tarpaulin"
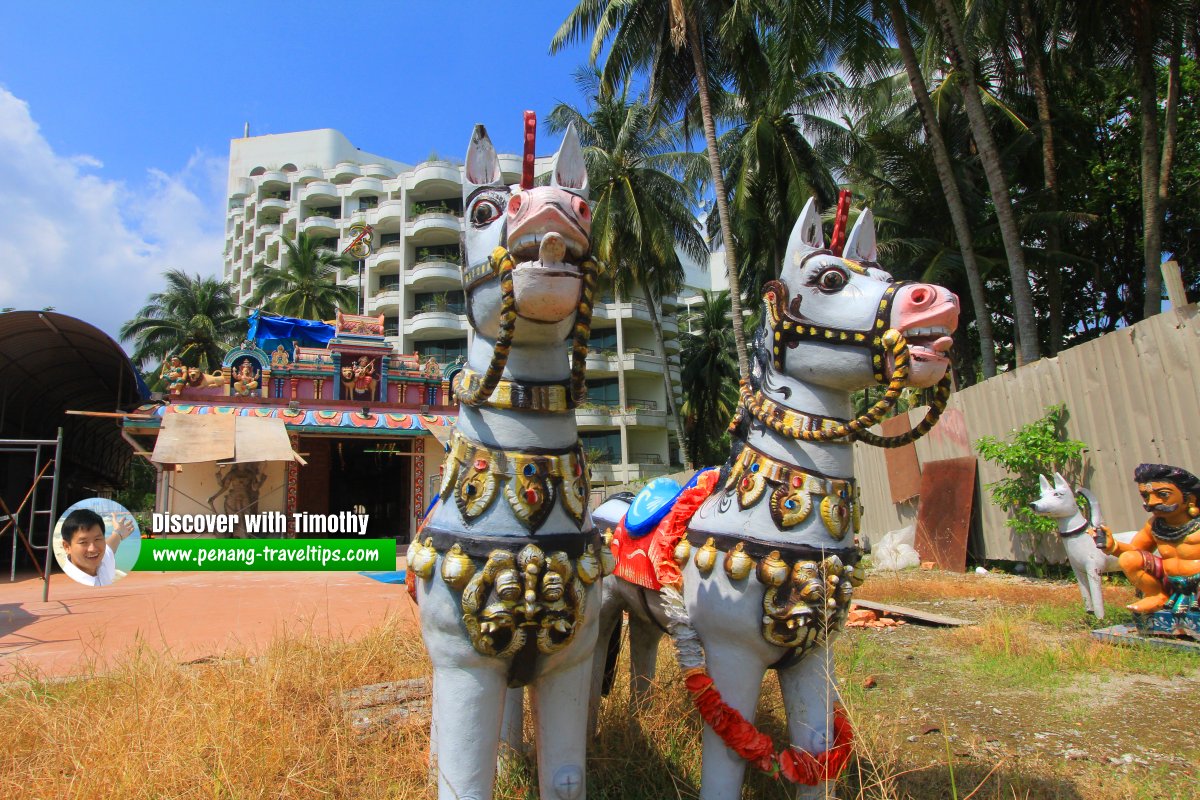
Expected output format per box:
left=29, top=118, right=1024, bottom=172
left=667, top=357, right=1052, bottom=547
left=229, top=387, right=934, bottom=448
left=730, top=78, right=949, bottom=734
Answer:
left=247, top=310, right=336, bottom=349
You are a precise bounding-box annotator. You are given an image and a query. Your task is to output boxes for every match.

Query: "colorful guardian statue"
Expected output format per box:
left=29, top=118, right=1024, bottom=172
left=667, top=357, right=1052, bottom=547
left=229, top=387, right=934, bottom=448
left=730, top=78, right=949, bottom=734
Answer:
left=1102, top=463, right=1200, bottom=638
left=408, top=116, right=604, bottom=800
left=590, top=197, right=959, bottom=798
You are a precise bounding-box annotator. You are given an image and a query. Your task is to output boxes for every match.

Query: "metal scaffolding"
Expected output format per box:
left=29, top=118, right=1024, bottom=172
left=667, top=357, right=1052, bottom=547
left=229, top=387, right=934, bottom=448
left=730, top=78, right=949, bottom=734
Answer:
left=0, top=429, right=62, bottom=602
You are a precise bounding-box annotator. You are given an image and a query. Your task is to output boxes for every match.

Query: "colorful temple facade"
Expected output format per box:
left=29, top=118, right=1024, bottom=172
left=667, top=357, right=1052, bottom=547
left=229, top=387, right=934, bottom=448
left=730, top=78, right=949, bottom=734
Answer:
left=123, top=312, right=458, bottom=542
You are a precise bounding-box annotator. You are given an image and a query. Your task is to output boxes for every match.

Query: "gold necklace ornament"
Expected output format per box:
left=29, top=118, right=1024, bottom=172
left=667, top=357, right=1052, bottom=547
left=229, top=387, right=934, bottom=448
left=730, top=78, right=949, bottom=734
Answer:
left=440, top=432, right=590, bottom=531
left=723, top=444, right=859, bottom=539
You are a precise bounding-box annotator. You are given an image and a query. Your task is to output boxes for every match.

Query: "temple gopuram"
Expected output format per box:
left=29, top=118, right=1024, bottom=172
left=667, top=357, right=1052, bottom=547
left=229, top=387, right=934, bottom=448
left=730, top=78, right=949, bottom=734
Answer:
left=122, top=311, right=459, bottom=541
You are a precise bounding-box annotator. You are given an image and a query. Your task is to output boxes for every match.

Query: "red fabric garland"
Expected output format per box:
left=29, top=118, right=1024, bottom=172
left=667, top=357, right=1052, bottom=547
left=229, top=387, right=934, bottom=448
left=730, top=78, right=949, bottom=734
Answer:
left=684, top=672, right=854, bottom=786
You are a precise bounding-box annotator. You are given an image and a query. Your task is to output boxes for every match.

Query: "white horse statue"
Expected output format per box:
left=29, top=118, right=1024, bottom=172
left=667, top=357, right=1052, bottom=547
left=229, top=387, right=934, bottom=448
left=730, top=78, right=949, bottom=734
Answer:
left=409, top=116, right=605, bottom=800
left=590, top=198, right=960, bottom=798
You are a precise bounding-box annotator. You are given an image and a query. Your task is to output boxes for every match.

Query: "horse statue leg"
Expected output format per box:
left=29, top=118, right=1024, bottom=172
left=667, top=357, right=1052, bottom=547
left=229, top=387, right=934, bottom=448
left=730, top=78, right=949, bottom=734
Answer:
left=780, top=644, right=839, bottom=800
left=421, top=578, right=509, bottom=799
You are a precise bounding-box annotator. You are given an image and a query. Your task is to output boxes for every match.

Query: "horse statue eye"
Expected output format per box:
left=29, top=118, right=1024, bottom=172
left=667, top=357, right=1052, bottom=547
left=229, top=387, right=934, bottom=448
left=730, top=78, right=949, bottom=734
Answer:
left=817, top=267, right=848, bottom=292
left=471, top=199, right=502, bottom=227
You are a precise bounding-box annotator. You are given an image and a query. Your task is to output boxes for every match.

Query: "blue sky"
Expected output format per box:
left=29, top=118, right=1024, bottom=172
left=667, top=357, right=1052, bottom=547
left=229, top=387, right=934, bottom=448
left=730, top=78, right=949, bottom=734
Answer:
left=0, top=2, right=596, bottom=342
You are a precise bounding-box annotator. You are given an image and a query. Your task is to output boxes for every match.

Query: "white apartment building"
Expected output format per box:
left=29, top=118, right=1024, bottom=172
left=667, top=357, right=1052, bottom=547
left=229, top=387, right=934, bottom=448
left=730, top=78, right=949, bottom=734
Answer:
left=224, top=128, right=685, bottom=484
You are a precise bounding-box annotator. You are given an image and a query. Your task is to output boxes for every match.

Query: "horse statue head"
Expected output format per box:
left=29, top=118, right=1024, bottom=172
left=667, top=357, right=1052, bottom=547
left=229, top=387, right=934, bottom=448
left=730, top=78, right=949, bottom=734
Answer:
left=460, top=120, right=592, bottom=345
left=755, top=198, right=958, bottom=399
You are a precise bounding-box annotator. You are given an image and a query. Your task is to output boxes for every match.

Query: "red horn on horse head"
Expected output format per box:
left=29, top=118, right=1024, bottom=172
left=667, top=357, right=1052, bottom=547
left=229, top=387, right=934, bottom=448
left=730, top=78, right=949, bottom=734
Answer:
left=521, top=111, right=536, bottom=190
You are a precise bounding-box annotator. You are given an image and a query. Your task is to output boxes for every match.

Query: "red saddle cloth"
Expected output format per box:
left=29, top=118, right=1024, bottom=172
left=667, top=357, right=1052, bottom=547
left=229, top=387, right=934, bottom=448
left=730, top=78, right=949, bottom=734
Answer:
left=609, top=469, right=720, bottom=591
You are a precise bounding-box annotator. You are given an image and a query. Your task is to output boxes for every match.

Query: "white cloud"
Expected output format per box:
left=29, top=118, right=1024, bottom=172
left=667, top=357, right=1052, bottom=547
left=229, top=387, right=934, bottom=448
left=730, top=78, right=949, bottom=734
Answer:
left=0, top=88, right=226, bottom=347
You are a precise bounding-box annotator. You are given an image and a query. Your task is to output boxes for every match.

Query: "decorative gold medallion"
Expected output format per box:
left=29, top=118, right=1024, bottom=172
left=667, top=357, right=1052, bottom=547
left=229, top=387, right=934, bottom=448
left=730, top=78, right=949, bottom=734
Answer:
left=769, top=478, right=814, bottom=529
left=455, top=446, right=499, bottom=521
left=456, top=543, right=589, bottom=662
left=761, top=555, right=855, bottom=655
left=820, top=491, right=851, bottom=539
left=560, top=450, right=589, bottom=527
left=505, top=455, right=556, bottom=531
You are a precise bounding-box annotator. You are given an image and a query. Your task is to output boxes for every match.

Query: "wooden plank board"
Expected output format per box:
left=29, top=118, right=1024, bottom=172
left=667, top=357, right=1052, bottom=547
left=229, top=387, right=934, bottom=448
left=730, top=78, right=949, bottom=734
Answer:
left=914, top=457, right=976, bottom=572
left=851, top=599, right=973, bottom=627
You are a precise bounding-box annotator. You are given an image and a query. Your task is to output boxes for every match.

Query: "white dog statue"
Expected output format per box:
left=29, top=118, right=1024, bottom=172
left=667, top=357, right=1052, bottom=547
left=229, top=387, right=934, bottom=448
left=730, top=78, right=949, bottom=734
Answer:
left=1030, top=472, right=1134, bottom=619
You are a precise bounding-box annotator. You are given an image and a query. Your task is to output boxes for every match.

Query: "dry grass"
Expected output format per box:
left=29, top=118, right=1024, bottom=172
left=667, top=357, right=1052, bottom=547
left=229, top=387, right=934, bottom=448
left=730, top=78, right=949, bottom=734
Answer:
left=0, top=618, right=433, bottom=799
left=3, top=574, right=1198, bottom=800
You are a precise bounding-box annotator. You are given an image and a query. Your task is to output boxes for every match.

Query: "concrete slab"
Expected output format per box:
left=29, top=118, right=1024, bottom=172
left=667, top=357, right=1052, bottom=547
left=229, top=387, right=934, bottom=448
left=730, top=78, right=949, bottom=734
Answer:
left=0, top=564, right=419, bottom=679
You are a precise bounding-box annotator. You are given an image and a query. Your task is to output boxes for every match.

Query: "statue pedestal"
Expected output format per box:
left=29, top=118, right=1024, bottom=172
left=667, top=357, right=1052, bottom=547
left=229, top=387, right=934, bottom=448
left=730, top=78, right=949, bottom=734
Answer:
left=1093, top=617, right=1200, bottom=653
left=1130, top=608, right=1200, bottom=640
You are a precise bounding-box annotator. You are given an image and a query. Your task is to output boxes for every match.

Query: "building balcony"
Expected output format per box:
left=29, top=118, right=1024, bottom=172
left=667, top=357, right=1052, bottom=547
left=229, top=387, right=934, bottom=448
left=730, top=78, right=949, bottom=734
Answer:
left=370, top=288, right=402, bottom=314
left=406, top=260, right=462, bottom=291
left=332, top=162, right=362, bottom=182
left=230, top=178, right=253, bottom=199
left=301, top=181, right=339, bottom=202
left=584, top=350, right=673, bottom=376
left=376, top=198, right=405, bottom=225
left=256, top=222, right=280, bottom=241
left=409, top=212, right=462, bottom=242
left=405, top=310, right=468, bottom=338
left=349, top=176, right=384, bottom=196
left=259, top=170, right=289, bottom=190
left=411, top=160, right=461, bottom=195
left=257, top=197, right=288, bottom=220
left=293, top=166, right=323, bottom=184
left=587, top=461, right=670, bottom=484
left=372, top=245, right=403, bottom=270
left=301, top=215, right=338, bottom=236
left=591, top=299, right=678, bottom=334
left=497, top=154, right=524, bottom=183
left=361, top=163, right=397, bottom=180
left=575, top=403, right=669, bottom=429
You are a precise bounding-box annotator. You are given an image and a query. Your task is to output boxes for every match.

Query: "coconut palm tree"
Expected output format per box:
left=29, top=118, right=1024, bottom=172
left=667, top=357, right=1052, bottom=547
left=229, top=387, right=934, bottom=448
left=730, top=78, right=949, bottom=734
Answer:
left=552, top=0, right=767, bottom=383
left=700, top=28, right=841, bottom=305
left=120, top=269, right=241, bottom=375
left=878, top=0, right=999, bottom=376
left=927, top=0, right=1041, bottom=364
left=547, top=70, right=709, bottom=468
left=679, top=290, right=738, bottom=466
left=248, top=233, right=358, bottom=321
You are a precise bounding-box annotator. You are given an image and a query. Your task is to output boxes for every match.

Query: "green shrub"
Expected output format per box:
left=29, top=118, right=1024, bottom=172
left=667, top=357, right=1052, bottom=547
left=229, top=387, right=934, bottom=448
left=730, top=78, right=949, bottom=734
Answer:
left=974, top=404, right=1088, bottom=567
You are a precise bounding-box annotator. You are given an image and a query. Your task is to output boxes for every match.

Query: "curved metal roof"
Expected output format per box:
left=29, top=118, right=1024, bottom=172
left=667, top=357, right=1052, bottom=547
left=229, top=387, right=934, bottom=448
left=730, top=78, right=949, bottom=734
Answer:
left=0, top=311, right=148, bottom=485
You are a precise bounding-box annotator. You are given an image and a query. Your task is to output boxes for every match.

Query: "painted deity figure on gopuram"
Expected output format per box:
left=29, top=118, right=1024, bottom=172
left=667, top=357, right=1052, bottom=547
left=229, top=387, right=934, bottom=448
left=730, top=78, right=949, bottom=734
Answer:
left=232, top=358, right=260, bottom=396
left=1102, top=463, right=1200, bottom=638
left=160, top=356, right=187, bottom=395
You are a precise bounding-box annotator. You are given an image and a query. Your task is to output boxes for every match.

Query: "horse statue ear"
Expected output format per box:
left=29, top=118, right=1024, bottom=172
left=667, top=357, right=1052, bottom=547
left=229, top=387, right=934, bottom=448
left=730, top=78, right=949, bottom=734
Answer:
left=787, top=197, right=825, bottom=265
left=843, top=207, right=878, bottom=263
left=551, top=123, right=589, bottom=198
left=464, top=124, right=503, bottom=193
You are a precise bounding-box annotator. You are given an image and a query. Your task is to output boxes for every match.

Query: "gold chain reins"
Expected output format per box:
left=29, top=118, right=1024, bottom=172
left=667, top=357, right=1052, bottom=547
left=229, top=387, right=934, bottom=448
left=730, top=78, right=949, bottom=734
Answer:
left=453, top=246, right=597, bottom=409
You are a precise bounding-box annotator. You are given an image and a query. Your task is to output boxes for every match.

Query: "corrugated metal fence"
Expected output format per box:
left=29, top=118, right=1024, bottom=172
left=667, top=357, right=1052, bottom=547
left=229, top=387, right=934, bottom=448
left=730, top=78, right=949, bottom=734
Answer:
left=852, top=304, right=1200, bottom=563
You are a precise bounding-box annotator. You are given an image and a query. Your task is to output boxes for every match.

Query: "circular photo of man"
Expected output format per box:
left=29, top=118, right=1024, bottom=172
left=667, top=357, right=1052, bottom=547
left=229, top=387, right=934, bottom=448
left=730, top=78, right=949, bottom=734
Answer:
left=53, top=498, right=141, bottom=587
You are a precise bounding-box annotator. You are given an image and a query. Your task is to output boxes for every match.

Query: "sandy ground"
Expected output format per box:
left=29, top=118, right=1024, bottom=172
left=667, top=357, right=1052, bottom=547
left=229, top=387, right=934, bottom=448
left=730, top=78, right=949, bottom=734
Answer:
left=0, top=565, right=419, bottom=679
